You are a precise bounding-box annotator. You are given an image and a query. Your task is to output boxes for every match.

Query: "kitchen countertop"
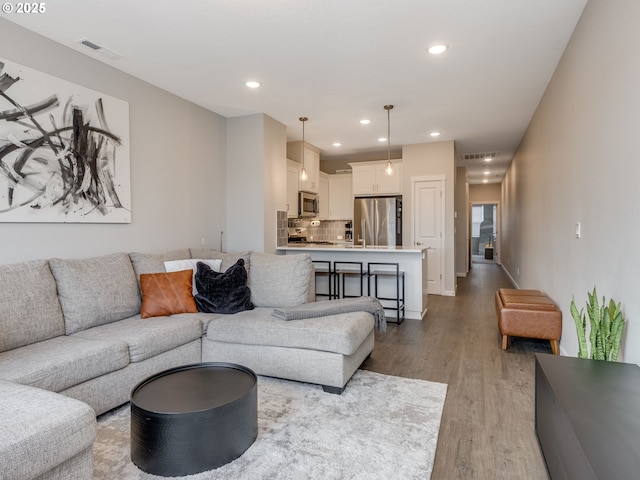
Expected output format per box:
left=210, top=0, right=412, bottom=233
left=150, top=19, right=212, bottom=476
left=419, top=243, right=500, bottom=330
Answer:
left=278, top=244, right=427, bottom=253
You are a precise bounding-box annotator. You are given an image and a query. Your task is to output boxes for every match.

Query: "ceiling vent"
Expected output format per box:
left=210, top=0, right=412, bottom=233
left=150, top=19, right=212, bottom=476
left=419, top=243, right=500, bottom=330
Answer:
left=335, top=169, right=352, bottom=174
left=461, top=151, right=498, bottom=161
left=76, top=39, right=122, bottom=60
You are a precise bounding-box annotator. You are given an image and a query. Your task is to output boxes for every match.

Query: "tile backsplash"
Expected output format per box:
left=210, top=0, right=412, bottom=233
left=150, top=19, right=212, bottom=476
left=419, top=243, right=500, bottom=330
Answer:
left=288, top=218, right=352, bottom=243
left=277, top=211, right=288, bottom=247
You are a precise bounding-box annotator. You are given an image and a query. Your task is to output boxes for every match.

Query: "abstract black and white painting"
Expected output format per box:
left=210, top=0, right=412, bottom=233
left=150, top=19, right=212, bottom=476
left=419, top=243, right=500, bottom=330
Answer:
left=0, top=58, right=131, bottom=223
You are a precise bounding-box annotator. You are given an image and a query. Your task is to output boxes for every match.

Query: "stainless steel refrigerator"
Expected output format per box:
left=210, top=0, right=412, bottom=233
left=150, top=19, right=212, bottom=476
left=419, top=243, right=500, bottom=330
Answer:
left=353, top=196, right=402, bottom=247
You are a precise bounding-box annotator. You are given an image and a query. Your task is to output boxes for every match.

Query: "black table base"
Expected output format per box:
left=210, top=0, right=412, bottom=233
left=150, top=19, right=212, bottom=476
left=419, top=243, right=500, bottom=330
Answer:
left=130, top=362, right=257, bottom=477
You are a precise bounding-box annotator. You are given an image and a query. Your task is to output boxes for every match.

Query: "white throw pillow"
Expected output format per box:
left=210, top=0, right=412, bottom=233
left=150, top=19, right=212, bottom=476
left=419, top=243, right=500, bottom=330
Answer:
left=164, top=259, right=222, bottom=295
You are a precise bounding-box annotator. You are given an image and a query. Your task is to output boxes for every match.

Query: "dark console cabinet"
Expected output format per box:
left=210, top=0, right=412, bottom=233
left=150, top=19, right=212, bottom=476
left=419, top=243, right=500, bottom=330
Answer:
left=535, top=353, right=640, bottom=479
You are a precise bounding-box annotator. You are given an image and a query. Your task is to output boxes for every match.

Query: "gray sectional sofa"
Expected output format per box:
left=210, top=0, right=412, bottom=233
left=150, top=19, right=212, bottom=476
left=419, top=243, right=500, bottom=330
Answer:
left=0, top=248, right=375, bottom=480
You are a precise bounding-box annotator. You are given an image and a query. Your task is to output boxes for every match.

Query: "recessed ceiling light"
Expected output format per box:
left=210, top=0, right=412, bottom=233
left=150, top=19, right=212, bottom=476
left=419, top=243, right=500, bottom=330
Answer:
left=378, top=137, right=387, bottom=142
left=333, top=142, right=342, bottom=147
left=484, top=157, right=492, bottom=162
left=483, top=179, right=489, bottom=183
left=245, top=81, right=261, bottom=88
left=428, top=44, right=448, bottom=55
left=484, top=171, right=490, bottom=175
left=430, top=131, right=441, bottom=137
left=360, top=119, right=371, bottom=125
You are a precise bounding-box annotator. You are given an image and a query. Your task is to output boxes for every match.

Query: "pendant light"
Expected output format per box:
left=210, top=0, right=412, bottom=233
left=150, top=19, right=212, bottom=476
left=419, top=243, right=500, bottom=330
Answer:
left=384, top=105, right=394, bottom=176
left=299, top=117, right=308, bottom=182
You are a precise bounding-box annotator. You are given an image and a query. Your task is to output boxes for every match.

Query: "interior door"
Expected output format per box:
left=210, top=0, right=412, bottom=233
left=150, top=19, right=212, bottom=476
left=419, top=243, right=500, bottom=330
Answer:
left=413, top=180, right=443, bottom=294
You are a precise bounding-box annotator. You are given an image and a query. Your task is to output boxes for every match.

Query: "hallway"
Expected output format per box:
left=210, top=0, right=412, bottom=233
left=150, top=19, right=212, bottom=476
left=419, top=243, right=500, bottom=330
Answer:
left=362, top=262, right=551, bottom=479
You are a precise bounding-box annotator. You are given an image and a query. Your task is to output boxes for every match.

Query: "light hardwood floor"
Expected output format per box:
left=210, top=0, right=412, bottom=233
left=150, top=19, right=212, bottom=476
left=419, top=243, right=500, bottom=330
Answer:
left=361, top=262, right=551, bottom=480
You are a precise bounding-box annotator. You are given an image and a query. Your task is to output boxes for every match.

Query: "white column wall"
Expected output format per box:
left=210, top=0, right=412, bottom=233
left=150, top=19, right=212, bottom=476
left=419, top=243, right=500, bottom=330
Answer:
left=501, top=0, right=640, bottom=363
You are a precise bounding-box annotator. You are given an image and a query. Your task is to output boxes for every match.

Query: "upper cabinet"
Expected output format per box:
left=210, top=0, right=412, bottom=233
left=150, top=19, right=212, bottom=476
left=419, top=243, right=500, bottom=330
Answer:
left=286, top=160, right=300, bottom=218
left=350, top=160, right=402, bottom=196
left=318, top=172, right=329, bottom=219
left=328, top=173, right=353, bottom=220
left=287, top=141, right=320, bottom=194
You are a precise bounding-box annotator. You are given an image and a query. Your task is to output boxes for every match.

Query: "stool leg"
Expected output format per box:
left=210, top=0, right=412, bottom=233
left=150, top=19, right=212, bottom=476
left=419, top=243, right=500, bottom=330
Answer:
left=550, top=339, right=559, bottom=355
left=396, top=271, right=400, bottom=321
left=400, top=274, right=405, bottom=322
left=502, top=335, right=509, bottom=350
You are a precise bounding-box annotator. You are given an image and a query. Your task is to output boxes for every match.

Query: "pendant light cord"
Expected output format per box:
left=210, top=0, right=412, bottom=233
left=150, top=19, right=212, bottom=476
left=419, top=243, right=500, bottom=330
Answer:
left=299, top=116, right=308, bottom=174
left=384, top=105, right=394, bottom=175
left=387, top=107, right=391, bottom=161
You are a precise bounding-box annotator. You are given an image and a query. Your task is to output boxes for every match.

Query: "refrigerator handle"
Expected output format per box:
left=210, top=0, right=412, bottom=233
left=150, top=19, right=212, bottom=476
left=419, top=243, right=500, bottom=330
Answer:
left=361, top=219, right=366, bottom=248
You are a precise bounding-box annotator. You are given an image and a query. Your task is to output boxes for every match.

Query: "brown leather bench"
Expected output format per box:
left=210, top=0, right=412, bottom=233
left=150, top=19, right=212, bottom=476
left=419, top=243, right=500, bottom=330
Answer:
left=495, top=288, right=561, bottom=354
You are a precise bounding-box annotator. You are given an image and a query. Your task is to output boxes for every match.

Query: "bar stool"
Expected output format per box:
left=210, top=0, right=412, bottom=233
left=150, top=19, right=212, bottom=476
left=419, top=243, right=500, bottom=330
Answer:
left=312, top=260, right=334, bottom=301
left=333, top=261, right=365, bottom=299
left=367, top=262, right=405, bottom=324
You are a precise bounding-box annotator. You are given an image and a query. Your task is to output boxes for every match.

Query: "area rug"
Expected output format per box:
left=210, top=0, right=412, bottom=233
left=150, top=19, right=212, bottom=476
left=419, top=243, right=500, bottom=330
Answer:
left=93, top=370, right=447, bottom=480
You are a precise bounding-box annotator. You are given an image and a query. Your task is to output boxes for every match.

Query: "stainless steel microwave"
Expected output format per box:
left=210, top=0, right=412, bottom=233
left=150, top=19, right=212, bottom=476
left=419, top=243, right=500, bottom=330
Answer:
left=298, top=191, right=319, bottom=217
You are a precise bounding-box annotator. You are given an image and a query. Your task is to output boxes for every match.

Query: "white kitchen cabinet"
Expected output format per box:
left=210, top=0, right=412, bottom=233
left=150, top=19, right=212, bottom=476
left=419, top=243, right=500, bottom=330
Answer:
left=287, top=141, right=320, bottom=194
left=350, top=160, right=402, bottom=196
left=286, top=160, right=300, bottom=218
left=319, top=172, right=329, bottom=219
left=328, top=173, right=353, bottom=220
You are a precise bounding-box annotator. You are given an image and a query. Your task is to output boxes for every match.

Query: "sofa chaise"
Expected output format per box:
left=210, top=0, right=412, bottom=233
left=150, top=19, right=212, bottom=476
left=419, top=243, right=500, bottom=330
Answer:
left=0, top=248, right=375, bottom=480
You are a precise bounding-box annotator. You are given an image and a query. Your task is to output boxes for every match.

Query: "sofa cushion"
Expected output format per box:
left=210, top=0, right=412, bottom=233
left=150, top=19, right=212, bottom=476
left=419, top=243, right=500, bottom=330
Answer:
left=164, top=258, right=222, bottom=295
left=249, top=252, right=313, bottom=308
left=189, top=248, right=251, bottom=272
left=0, top=336, right=129, bottom=392
left=206, top=307, right=374, bottom=356
left=195, top=259, right=254, bottom=314
left=49, top=253, right=141, bottom=335
left=0, top=380, right=96, bottom=480
left=129, top=248, right=192, bottom=279
left=73, top=314, right=203, bottom=363
left=0, top=260, right=65, bottom=353
left=499, top=290, right=557, bottom=310
left=140, top=270, right=198, bottom=318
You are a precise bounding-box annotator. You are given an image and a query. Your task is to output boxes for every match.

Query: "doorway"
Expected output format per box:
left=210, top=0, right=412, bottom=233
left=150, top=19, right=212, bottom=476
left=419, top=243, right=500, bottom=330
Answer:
left=470, top=202, right=499, bottom=265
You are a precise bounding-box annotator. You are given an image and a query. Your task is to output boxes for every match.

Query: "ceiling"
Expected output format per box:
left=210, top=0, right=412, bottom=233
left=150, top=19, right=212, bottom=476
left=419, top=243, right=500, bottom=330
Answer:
left=4, top=0, right=587, bottom=184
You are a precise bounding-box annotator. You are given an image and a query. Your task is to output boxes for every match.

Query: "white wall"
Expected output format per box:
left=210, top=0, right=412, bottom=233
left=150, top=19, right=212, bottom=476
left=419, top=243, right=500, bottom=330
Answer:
left=226, top=115, right=265, bottom=253
left=226, top=113, right=286, bottom=253
left=402, top=140, right=456, bottom=295
left=263, top=115, right=287, bottom=252
left=501, top=0, right=640, bottom=364
left=0, top=19, right=226, bottom=264
left=469, top=184, right=501, bottom=203
left=455, top=167, right=469, bottom=277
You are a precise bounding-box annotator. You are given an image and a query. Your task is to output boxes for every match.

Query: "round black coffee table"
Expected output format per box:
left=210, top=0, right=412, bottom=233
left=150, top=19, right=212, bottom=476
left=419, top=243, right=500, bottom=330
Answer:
left=130, top=362, right=257, bottom=477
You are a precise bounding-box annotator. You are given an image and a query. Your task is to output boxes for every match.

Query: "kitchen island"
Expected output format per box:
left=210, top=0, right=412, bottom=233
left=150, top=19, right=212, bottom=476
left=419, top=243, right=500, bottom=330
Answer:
left=277, top=244, right=428, bottom=320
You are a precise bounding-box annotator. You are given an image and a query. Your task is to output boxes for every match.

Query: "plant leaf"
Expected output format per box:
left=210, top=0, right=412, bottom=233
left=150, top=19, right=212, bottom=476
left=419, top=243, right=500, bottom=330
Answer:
left=571, top=297, right=588, bottom=359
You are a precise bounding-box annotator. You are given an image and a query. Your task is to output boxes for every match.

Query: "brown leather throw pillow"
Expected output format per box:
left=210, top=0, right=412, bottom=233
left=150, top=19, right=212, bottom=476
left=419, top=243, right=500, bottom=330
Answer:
left=140, top=269, right=198, bottom=319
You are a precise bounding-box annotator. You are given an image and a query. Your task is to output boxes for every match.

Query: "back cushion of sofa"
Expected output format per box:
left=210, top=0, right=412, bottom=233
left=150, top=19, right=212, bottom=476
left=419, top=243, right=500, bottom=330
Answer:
left=189, top=248, right=251, bottom=272
left=0, top=260, right=65, bottom=352
left=49, top=253, right=141, bottom=335
left=249, top=252, right=312, bottom=308
left=129, top=248, right=192, bottom=280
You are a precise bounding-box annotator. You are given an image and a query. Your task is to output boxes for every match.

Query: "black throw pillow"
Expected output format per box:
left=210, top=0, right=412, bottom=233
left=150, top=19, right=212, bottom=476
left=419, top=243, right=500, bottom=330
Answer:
left=194, top=258, right=254, bottom=314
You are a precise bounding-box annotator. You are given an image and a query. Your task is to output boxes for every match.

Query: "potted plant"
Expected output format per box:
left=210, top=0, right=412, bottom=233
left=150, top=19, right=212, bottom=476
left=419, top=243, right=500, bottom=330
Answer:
left=570, top=287, right=626, bottom=361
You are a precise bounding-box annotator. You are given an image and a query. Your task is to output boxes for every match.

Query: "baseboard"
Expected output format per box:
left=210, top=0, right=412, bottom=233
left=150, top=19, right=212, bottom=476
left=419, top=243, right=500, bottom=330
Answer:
left=501, top=264, right=519, bottom=288
left=456, top=272, right=467, bottom=277
left=443, top=290, right=456, bottom=297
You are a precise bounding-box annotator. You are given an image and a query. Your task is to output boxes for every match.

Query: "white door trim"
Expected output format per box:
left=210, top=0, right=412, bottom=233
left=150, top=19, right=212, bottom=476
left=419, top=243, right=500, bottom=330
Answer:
left=410, top=175, right=446, bottom=295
